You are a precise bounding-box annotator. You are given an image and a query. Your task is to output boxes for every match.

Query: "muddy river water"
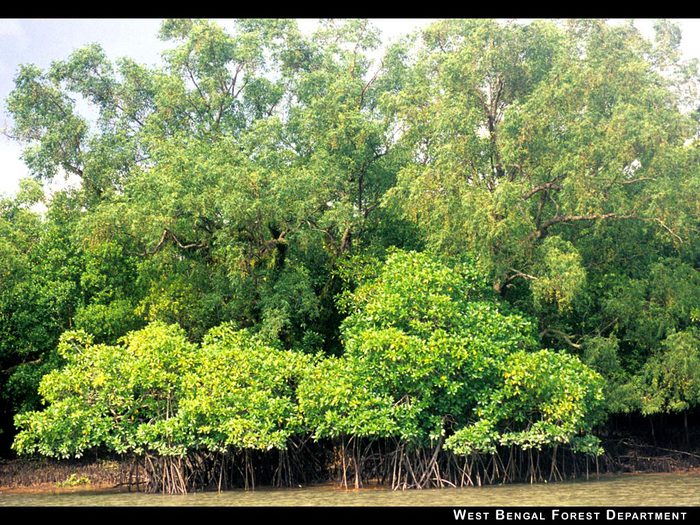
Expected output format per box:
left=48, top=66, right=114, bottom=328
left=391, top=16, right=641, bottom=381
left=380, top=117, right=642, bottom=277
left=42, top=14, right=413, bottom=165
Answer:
left=1, top=472, right=699, bottom=506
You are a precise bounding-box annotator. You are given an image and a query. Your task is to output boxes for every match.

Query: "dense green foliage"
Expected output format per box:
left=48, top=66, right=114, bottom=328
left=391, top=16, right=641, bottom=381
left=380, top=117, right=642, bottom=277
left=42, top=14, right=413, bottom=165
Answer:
left=1, top=19, right=699, bottom=488
left=13, top=321, right=310, bottom=458
left=299, top=250, right=604, bottom=453
left=14, top=323, right=196, bottom=458
left=13, top=250, right=604, bottom=487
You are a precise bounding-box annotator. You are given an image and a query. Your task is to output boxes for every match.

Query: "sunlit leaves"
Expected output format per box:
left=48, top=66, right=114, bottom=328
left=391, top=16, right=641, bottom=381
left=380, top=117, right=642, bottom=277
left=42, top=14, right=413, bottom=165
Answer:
left=301, top=250, right=600, bottom=452
left=4, top=18, right=700, bottom=461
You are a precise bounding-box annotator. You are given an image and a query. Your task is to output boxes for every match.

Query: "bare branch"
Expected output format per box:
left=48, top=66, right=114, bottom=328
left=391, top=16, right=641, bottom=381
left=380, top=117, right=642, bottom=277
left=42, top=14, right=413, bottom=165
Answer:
left=619, top=176, right=656, bottom=185
left=232, top=77, right=250, bottom=100
left=495, top=267, right=539, bottom=294
left=185, top=63, right=211, bottom=113
left=145, top=229, right=169, bottom=255
left=359, top=59, right=384, bottom=108
left=508, top=268, right=538, bottom=281
left=340, top=227, right=352, bottom=253
left=1, top=357, right=43, bottom=376
left=650, top=217, right=683, bottom=244
left=145, top=228, right=207, bottom=255
left=540, top=328, right=583, bottom=350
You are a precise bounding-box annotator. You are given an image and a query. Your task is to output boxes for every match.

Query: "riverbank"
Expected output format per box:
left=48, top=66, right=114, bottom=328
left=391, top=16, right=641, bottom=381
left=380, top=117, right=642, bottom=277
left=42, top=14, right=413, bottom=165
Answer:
left=2, top=438, right=700, bottom=496
left=602, top=437, right=700, bottom=474
left=0, top=457, right=135, bottom=494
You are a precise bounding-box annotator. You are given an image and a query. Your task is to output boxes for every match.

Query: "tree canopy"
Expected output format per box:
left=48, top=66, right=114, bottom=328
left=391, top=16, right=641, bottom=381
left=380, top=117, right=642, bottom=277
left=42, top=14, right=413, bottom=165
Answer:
left=1, top=18, right=698, bottom=490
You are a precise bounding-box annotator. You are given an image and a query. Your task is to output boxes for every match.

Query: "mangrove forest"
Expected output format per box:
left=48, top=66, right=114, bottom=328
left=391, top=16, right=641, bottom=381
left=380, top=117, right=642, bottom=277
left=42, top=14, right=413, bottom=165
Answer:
left=1, top=18, right=699, bottom=494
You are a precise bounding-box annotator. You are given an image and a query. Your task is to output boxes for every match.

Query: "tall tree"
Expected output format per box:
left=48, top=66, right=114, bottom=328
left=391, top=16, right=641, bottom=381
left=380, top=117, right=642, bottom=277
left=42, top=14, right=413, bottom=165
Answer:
left=384, top=20, right=700, bottom=414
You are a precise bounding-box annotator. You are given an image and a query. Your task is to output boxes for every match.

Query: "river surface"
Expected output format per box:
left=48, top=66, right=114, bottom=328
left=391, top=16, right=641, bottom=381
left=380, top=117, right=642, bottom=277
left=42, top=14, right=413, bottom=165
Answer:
left=1, top=472, right=698, bottom=506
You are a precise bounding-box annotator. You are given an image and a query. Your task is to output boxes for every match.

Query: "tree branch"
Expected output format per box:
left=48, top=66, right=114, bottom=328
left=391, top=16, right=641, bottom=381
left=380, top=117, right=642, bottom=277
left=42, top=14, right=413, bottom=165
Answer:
left=185, top=63, right=211, bottom=113
left=1, top=357, right=43, bottom=376
left=145, top=228, right=207, bottom=255
left=495, top=267, right=539, bottom=294
left=522, top=174, right=567, bottom=200
left=540, top=328, right=582, bottom=350
left=359, top=59, right=383, bottom=109
left=339, top=227, right=352, bottom=254
left=529, top=212, right=636, bottom=240
left=619, top=176, right=656, bottom=185
left=650, top=217, right=683, bottom=244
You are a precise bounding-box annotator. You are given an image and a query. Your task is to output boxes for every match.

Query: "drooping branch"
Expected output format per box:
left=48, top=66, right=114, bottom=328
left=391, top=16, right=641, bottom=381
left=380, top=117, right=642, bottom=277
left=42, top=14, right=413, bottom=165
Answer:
left=650, top=217, right=683, bottom=244
left=523, top=208, right=684, bottom=246
left=528, top=212, right=637, bottom=241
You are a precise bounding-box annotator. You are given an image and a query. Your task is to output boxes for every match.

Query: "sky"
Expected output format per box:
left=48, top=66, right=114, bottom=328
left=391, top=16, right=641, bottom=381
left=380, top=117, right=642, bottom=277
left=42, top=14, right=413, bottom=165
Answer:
left=1, top=18, right=699, bottom=198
